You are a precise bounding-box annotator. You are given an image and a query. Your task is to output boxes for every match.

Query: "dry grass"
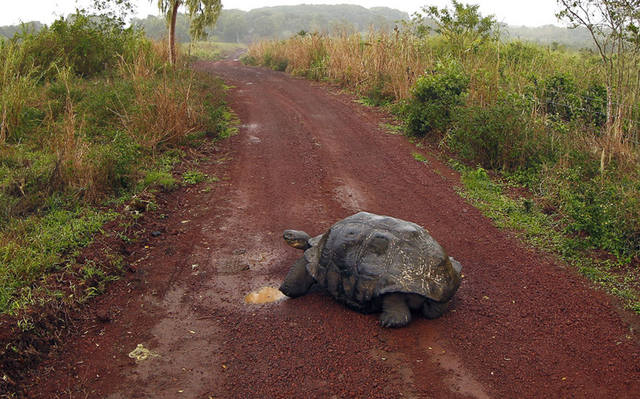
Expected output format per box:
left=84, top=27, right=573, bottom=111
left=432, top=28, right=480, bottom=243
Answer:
left=47, top=67, right=97, bottom=200
left=116, top=41, right=209, bottom=153
left=125, top=73, right=200, bottom=151
left=249, top=31, right=434, bottom=100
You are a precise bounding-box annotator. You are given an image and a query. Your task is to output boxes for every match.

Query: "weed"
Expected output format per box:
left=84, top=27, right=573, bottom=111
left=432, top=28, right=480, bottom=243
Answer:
left=80, top=261, right=119, bottom=301
left=142, top=170, right=176, bottom=192
left=412, top=152, right=429, bottom=163
left=0, top=208, right=115, bottom=314
left=183, top=170, right=207, bottom=185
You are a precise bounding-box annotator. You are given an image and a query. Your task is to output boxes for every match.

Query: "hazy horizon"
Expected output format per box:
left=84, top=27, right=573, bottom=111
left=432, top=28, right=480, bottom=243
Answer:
left=2, top=1, right=565, bottom=28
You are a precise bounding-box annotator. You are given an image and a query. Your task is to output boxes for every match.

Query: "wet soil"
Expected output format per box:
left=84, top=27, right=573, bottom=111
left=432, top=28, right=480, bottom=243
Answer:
left=21, top=61, right=640, bottom=398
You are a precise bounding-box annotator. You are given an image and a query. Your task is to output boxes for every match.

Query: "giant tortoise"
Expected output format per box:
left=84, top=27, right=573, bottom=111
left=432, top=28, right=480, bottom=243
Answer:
left=279, top=212, right=462, bottom=327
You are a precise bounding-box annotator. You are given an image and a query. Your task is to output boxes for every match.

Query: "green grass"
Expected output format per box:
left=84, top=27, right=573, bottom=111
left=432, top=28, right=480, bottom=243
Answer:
left=0, top=207, right=116, bottom=315
left=451, top=161, right=640, bottom=312
left=143, top=170, right=177, bottom=191
left=183, top=170, right=207, bottom=185
left=216, top=107, right=240, bottom=139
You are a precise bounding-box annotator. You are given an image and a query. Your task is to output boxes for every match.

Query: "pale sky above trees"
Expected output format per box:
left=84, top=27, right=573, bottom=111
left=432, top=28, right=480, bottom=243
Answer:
left=2, top=0, right=564, bottom=27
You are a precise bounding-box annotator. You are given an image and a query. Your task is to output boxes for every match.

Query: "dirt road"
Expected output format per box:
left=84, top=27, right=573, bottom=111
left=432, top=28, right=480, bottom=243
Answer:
left=24, top=60, right=640, bottom=398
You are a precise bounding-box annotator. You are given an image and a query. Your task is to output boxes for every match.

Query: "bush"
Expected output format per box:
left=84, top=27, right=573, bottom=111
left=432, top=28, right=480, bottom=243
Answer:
left=363, top=74, right=394, bottom=106
left=545, top=159, right=640, bottom=262
left=543, top=72, right=581, bottom=122
left=580, top=83, right=607, bottom=128
left=14, top=12, right=143, bottom=78
left=0, top=40, right=42, bottom=144
left=448, top=94, right=553, bottom=171
left=404, top=60, right=469, bottom=137
left=262, top=50, right=289, bottom=72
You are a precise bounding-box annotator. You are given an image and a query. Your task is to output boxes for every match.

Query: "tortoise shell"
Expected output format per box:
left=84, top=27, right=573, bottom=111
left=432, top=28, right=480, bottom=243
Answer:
left=304, top=212, right=461, bottom=312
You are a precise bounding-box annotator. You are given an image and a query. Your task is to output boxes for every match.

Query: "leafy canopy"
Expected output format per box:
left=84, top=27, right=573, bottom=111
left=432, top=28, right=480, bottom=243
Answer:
left=157, top=0, right=222, bottom=40
left=412, top=0, right=497, bottom=52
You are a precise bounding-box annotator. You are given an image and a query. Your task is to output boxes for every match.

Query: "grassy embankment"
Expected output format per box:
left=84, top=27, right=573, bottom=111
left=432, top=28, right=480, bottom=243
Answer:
left=0, top=13, right=233, bottom=319
left=245, top=30, right=640, bottom=312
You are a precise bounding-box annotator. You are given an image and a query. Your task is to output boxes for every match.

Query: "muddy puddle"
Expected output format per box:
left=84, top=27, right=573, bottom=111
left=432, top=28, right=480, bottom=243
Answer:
left=244, top=287, right=286, bottom=304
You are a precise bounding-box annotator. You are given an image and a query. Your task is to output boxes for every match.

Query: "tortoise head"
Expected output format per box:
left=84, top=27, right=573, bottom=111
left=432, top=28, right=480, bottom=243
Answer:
left=283, top=230, right=311, bottom=250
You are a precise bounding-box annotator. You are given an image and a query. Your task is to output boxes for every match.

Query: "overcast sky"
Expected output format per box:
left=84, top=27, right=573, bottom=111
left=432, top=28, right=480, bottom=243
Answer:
left=1, top=0, right=565, bottom=27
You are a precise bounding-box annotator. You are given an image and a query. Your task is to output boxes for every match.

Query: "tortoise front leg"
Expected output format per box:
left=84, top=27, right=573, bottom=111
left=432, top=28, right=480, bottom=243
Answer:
left=279, top=257, right=315, bottom=298
left=379, top=293, right=411, bottom=327
left=422, top=298, right=450, bottom=319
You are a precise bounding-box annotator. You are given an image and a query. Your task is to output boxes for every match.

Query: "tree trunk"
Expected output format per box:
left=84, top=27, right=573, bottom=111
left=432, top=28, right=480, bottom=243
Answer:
left=169, top=1, right=181, bottom=65
left=606, top=83, right=613, bottom=132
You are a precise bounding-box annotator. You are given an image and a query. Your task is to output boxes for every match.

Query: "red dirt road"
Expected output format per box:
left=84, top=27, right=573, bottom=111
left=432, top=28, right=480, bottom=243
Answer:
left=23, top=61, right=640, bottom=398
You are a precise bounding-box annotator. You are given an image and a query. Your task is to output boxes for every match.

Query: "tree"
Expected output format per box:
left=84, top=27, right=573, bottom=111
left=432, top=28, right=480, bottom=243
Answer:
left=557, top=0, right=640, bottom=138
left=91, top=0, right=135, bottom=25
left=411, top=1, right=497, bottom=53
left=155, top=0, right=222, bottom=64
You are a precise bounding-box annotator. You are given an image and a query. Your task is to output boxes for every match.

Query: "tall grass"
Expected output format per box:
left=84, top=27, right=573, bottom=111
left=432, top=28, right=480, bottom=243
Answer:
left=0, top=41, right=41, bottom=144
left=117, top=45, right=212, bottom=152
left=247, top=31, right=433, bottom=99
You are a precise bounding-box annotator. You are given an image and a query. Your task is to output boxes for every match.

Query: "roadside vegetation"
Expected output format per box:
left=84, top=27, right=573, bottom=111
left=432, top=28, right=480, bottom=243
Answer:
left=183, top=41, right=248, bottom=61
left=0, top=11, right=230, bottom=318
left=246, top=1, right=640, bottom=311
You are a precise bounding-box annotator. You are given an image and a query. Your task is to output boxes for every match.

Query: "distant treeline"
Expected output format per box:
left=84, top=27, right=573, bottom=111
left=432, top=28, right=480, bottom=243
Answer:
left=1, top=4, right=594, bottom=49
left=132, top=5, right=408, bottom=43
left=504, top=24, right=594, bottom=50
left=0, top=21, right=44, bottom=39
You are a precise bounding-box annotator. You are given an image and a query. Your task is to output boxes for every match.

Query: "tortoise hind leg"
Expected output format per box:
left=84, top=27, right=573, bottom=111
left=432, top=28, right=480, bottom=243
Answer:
left=422, top=299, right=450, bottom=319
left=379, top=294, right=411, bottom=328
left=279, top=257, right=315, bottom=298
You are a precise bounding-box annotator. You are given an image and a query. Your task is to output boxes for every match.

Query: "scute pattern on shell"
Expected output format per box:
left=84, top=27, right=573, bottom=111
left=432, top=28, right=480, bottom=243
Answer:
left=304, top=212, right=461, bottom=312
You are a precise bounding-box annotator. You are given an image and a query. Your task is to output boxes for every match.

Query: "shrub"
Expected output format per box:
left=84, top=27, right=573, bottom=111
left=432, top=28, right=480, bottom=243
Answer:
left=501, top=41, right=545, bottom=66
left=0, top=149, right=58, bottom=222
left=580, top=83, right=607, bottom=128
left=262, top=50, right=289, bottom=72
left=448, top=94, right=553, bottom=171
left=543, top=72, right=580, bottom=122
left=0, top=40, right=42, bottom=144
left=14, top=12, right=142, bottom=78
left=404, top=60, right=469, bottom=138
left=363, top=73, right=394, bottom=106
left=544, top=158, right=640, bottom=262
